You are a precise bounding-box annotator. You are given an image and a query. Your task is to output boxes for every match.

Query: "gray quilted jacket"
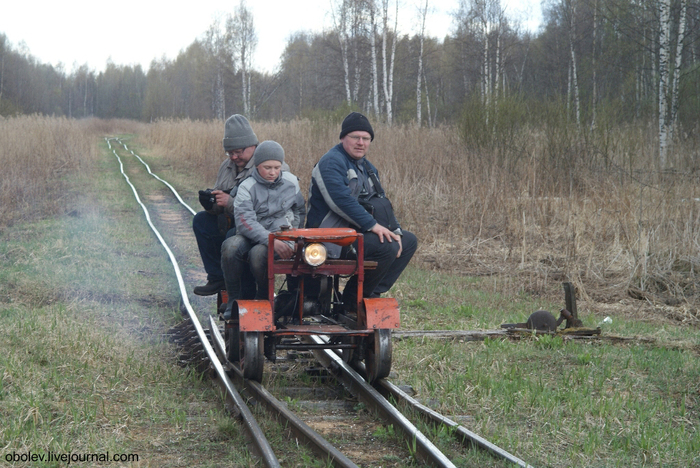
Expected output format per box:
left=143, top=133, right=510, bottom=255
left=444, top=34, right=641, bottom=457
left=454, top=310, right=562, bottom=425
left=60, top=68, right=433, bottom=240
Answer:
left=234, top=169, right=306, bottom=246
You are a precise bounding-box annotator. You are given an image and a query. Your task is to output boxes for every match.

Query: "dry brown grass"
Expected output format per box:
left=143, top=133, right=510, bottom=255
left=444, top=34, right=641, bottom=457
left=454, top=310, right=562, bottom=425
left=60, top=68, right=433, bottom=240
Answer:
left=0, top=116, right=146, bottom=226
left=2, top=115, right=698, bottom=319
left=141, top=118, right=700, bottom=318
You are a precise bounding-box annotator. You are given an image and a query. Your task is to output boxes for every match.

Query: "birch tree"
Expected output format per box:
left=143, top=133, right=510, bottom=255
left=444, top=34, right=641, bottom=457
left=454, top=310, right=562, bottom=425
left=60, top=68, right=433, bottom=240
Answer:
left=381, top=0, right=398, bottom=124
left=331, top=0, right=353, bottom=105
left=416, top=0, right=429, bottom=126
left=203, top=19, right=227, bottom=120
left=669, top=0, right=687, bottom=141
left=590, top=0, right=598, bottom=129
left=227, top=0, right=257, bottom=116
left=658, top=0, right=671, bottom=167
left=369, top=0, right=380, bottom=116
left=565, top=0, right=580, bottom=129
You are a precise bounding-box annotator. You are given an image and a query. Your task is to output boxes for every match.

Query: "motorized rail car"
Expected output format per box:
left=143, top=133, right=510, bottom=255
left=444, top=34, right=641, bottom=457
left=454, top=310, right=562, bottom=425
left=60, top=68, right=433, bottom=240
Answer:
left=218, top=227, right=400, bottom=383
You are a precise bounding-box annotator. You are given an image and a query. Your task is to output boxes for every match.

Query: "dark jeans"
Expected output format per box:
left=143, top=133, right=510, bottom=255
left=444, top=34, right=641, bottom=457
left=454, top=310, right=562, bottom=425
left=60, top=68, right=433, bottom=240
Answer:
left=193, top=211, right=256, bottom=296
left=341, top=230, right=418, bottom=304
left=221, top=235, right=269, bottom=302
left=192, top=211, right=226, bottom=282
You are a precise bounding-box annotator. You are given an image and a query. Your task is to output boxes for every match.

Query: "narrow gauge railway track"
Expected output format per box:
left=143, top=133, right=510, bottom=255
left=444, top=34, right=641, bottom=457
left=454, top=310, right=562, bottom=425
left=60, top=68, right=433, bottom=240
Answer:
left=106, top=138, right=534, bottom=468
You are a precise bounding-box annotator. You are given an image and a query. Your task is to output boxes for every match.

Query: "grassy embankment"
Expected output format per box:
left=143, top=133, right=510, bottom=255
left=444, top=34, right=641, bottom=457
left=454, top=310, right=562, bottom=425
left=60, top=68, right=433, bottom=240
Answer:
left=0, top=115, right=698, bottom=467
left=0, top=117, right=258, bottom=467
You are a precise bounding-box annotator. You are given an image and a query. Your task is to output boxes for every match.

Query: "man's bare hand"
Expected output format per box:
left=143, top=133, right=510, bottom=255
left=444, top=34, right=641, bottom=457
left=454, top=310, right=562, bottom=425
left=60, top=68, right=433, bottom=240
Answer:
left=369, top=224, right=402, bottom=258
left=212, top=190, right=231, bottom=208
left=273, top=239, right=294, bottom=259
left=370, top=223, right=401, bottom=243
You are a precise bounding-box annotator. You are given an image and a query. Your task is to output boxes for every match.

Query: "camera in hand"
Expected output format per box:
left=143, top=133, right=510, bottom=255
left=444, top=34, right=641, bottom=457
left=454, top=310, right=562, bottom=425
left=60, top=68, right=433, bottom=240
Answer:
left=199, top=188, right=233, bottom=211
left=198, top=189, right=216, bottom=210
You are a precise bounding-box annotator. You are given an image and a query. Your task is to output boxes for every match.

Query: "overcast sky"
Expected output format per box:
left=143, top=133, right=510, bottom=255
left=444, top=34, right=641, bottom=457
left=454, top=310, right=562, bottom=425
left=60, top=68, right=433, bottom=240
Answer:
left=1, top=0, right=541, bottom=74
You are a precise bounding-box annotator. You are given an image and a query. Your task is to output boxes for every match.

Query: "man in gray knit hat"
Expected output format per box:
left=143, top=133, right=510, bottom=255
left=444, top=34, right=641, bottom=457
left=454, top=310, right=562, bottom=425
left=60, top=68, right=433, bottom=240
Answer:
left=192, top=114, right=260, bottom=296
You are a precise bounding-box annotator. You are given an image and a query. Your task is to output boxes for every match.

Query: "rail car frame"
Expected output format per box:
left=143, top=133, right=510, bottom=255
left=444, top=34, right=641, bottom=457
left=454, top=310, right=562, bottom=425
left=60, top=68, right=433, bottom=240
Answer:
left=220, top=227, right=399, bottom=383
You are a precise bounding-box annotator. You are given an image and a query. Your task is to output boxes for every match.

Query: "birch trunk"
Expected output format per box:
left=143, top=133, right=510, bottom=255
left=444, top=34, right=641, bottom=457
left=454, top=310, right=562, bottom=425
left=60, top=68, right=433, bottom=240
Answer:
left=658, top=0, right=671, bottom=168
left=416, top=0, right=428, bottom=127
left=332, top=0, right=353, bottom=105
left=387, top=1, right=397, bottom=124
left=214, top=70, right=225, bottom=121
left=669, top=0, right=687, bottom=140
left=423, top=69, right=433, bottom=127
left=495, top=24, right=501, bottom=100
left=482, top=15, right=490, bottom=125
left=568, top=0, right=581, bottom=129
left=342, top=37, right=352, bottom=105
left=370, top=1, right=379, bottom=117
left=381, top=0, right=396, bottom=124
left=591, top=0, right=598, bottom=129
left=241, top=62, right=249, bottom=115
left=0, top=51, right=4, bottom=103
left=83, top=72, right=89, bottom=117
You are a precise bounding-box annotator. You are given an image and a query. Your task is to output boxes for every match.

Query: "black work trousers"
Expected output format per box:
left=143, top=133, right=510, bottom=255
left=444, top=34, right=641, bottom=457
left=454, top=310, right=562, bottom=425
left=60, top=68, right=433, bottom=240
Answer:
left=341, top=230, right=417, bottom=304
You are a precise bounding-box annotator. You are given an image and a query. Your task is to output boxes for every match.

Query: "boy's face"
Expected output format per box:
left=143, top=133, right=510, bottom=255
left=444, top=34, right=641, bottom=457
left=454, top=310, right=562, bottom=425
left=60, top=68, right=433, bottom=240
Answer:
left=257, top=160, right=282, bottom=181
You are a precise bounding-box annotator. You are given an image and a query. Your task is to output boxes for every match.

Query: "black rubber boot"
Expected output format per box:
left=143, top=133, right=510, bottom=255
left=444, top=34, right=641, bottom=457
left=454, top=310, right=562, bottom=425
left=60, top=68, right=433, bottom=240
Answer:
left=193, top=279, right=225, bottom=296
left=223, top=300, right=235, bottom=321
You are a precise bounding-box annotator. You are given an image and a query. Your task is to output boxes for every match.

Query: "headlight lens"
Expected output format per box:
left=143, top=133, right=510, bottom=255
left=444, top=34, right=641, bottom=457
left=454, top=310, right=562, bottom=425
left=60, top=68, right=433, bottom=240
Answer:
left=303, top=243, right=327, bottom=266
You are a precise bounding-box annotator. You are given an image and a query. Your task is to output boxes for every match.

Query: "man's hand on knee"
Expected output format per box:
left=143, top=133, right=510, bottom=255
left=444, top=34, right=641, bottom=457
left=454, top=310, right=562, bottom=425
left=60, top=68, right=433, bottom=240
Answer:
left=370, top=223, right=401, bottom=246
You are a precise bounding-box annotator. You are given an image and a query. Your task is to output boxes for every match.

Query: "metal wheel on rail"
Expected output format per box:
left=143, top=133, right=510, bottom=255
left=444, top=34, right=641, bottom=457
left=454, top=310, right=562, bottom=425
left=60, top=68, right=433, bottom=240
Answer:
left=366, top=329, right=392, bottom=383
left=241, top=332, right=264, bottom=381
left=341, top=336, right=361, bottom=368
left=225, top=323, right=240, bottom=363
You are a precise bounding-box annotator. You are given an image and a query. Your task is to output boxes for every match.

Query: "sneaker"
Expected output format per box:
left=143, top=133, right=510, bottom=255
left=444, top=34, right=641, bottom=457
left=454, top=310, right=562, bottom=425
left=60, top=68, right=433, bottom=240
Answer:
left=193, top=279, right=225, bottom=296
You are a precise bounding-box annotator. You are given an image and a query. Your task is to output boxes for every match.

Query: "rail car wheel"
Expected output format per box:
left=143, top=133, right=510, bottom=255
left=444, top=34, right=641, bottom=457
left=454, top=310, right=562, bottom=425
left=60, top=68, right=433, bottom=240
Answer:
left=366, top=329, right=392, bottom=383
left=225, top=323, right=240, bottom=363
left=341, top=336, right=361, bottom=368
left=241, top=332, right=264, bottom=382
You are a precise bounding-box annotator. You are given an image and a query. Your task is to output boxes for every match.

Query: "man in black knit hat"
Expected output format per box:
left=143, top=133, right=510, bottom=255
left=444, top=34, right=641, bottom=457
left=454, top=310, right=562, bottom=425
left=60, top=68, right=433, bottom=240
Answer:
left=306, top=112, right=417, bottom=307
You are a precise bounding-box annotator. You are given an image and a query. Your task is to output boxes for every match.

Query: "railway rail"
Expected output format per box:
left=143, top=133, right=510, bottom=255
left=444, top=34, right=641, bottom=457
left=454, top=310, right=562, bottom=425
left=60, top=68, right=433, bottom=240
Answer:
left=106, top=137, right=534, bottom=467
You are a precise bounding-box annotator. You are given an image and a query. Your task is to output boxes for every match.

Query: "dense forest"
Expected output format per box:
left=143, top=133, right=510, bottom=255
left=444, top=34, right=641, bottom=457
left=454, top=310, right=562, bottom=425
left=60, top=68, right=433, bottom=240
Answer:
left=1, top=0, right=698, bottom=165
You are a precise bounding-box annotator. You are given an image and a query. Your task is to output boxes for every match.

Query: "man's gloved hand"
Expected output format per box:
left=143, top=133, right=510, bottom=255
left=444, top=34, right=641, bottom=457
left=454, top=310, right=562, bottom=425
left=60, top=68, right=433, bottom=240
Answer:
left=198, top=189, right=215, bottom=210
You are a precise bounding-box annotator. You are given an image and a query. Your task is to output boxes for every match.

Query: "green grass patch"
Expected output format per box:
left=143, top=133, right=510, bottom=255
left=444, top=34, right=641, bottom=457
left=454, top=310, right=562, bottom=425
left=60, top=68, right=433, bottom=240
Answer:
left=390, top=267, right=700, bottom=467
left=0, top=141, right=256, bottom=467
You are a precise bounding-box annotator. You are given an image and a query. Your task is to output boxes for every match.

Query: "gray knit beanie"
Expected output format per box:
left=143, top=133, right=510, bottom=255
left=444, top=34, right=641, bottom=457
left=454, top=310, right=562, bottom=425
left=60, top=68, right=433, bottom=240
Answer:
left=253, top=141, right=285, bottom=166
left=222, top=114, right=259, bottom=151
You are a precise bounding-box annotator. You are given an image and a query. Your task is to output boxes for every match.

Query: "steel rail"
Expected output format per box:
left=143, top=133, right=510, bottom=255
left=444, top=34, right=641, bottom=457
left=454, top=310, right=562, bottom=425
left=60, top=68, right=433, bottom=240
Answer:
left=113, top=138, right=197, bottom=216
left=207, top=318, right=361, bottom=468
left=106, top=139, right=280, bottom=467
left=107, top=138, right=535, bottom=467
left=303, top=335, right=458, bottom=468
left=378, top=379, right=534, bottom=468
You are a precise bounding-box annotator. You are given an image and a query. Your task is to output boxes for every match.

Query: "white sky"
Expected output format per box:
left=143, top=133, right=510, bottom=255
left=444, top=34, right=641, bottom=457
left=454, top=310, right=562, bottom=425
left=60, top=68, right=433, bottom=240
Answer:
left=1, top=0, right=541, bottom=74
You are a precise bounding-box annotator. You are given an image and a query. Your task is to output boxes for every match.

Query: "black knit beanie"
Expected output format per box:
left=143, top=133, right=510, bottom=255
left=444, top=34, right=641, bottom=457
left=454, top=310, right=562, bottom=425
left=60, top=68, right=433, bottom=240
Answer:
left=339, top=112, right=374, bottom=141
left=222, top=114, right=259, bottom=151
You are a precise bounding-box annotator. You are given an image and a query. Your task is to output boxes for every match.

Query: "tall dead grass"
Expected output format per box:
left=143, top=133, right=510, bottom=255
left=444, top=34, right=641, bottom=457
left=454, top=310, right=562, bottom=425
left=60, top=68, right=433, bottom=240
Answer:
left=0, top=116, right=145, bottom=227
left=3, top=116, right=697, bottom=311
left=142, top=118, right=700, bottom=312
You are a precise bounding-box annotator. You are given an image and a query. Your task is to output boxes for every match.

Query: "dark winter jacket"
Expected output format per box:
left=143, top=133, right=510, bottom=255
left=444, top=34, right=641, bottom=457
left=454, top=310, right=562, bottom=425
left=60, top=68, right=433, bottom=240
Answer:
left=306, top=143, right=396, bottom=232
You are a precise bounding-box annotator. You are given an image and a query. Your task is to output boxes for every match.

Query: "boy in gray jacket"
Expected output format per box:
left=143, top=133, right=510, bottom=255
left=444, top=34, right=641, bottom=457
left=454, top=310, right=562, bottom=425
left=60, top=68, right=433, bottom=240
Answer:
left=221, top=141, right=306, bottom=319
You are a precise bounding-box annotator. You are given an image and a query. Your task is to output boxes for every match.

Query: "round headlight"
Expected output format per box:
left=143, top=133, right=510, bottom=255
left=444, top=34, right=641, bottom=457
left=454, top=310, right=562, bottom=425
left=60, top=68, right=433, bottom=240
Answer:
left=303, top=243, right=327, bottom=266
